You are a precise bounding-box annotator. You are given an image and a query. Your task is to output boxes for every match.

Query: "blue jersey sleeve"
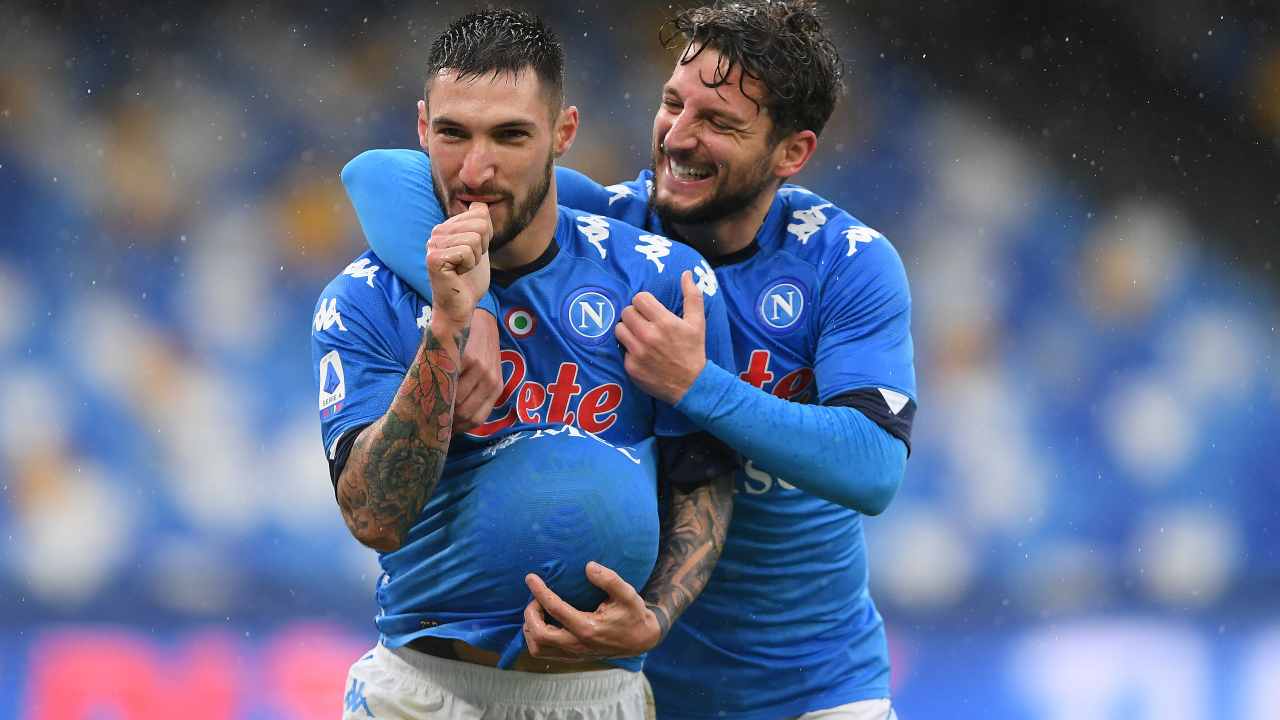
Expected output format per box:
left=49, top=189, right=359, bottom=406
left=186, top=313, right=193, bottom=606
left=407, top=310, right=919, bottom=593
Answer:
left=652, top=256, right=735, bottom=438
left=311, top=282, right=410, bottom=459
left=814, top=226, right=917, bottom=403
left=555, top=167, right=656, bottom=230
left=341, top=149, right=498, bottom=317
left=677, top=362, right=905, bottom=514
left=553, top=166, right=614, bottom=215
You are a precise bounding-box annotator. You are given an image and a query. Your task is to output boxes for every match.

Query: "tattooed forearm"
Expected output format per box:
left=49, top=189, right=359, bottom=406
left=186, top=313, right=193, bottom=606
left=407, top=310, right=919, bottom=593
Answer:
left=337, top=323, right=470, bottom=552
left=641, top=472, right=734, bottom=639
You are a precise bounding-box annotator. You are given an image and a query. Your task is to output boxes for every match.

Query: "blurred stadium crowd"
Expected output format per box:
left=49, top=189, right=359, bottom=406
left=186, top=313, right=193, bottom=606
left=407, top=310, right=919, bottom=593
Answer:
left=1, top=1, right=1277, bottom=718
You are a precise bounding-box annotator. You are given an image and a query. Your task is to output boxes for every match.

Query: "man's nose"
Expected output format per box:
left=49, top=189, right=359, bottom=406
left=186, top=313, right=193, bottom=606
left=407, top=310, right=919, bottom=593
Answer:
left=459, top=142, right=496, bottom=188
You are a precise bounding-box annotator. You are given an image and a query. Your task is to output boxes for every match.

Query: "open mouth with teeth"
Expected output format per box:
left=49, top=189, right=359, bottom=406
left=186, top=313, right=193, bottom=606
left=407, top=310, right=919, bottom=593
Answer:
left=667, top=156, right=716, bottom=182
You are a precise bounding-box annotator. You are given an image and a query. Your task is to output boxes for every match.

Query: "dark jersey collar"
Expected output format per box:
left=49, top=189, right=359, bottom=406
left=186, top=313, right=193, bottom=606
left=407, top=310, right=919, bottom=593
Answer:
left=491, top=236, right=560, bottom=288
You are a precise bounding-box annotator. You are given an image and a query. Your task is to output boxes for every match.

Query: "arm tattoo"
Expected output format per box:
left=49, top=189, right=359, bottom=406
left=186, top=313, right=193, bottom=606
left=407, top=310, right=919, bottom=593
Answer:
left=337, top=324, right=470, bottom=552
left=641, top=472, right=734, bottom=639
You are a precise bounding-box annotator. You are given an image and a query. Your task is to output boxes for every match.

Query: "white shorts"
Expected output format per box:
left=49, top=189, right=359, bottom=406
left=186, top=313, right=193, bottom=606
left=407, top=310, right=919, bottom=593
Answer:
left=794, top=698, right=896, bottom=720
left=341, top=643, right=651, bottom=719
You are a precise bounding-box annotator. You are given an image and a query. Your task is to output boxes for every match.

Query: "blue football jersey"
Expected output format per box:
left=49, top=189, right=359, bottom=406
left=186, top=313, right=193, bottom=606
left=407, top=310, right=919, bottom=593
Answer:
left=312, top=167, right=735, bottom=671
left=555, top=168, right=918, bottom=718
left=340, top=149, right=915, bottom=715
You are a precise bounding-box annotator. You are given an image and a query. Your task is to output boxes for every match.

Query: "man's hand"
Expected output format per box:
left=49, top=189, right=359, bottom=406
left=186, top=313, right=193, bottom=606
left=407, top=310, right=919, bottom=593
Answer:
left=427, top=202, right=492, bottom=331
left=615, top=270, right=706, bottom=405
left=522, top=562, right=663, bottom=662
left=455, top=308, right=502, bottom=433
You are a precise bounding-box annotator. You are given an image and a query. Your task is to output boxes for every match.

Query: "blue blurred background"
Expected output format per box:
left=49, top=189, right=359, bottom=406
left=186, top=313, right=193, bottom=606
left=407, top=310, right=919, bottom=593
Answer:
left=1, top=1, right=1278, bottom=718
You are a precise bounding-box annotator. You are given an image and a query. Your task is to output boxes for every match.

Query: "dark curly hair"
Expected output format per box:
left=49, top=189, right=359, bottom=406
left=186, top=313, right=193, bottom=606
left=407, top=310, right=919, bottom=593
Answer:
left=425, top=8, right=565, bottom=112
left=661, top=0, right=844, bottom=143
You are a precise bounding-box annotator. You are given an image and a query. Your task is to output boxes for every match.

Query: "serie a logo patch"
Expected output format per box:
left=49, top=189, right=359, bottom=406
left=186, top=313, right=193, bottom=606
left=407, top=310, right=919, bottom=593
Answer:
left=317, top=350, right=346, bottom=416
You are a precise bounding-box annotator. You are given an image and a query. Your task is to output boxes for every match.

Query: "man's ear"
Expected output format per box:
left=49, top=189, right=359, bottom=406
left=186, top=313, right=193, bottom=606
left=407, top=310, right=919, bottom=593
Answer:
left=553, top=105, right=580, bottom=158
left=417, top=99, right=429, bottom=151
left=773, top=129, right=818, bottom=180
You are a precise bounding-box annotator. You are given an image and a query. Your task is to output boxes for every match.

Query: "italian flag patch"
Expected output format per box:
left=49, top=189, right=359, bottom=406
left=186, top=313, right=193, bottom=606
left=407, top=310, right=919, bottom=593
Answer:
left=505, top=307, right=536, bottom=338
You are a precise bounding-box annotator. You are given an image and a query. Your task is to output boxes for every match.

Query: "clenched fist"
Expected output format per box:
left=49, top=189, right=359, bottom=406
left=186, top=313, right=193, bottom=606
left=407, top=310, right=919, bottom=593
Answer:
left=427, top=202, right=493, bottom=331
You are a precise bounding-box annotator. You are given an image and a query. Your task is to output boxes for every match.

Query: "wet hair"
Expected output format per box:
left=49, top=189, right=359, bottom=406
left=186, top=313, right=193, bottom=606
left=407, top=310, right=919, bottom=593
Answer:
left=425, top=8, right=565, bottom=111
left=661, top=0, right=844, bottom=142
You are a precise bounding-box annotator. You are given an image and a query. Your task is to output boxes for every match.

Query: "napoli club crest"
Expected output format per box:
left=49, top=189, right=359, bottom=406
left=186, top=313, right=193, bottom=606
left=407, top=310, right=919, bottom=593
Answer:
left=757, top=279, right=806, bottom=333
left=562, top=287, right=618, bottom=345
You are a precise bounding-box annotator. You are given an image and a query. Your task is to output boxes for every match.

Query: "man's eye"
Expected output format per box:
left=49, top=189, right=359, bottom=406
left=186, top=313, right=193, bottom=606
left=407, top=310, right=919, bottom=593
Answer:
left=498, top=129, right=530, bottom=140
left=662, top=98, right=681, bottom=110
left=438, top=127, right=465, bottom=139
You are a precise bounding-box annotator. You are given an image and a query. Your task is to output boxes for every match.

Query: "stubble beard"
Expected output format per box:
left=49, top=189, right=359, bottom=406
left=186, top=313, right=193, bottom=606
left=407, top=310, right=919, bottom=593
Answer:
left=431, top=151, right=554, bottom=255
left=648, top=144, right=777, bottom=229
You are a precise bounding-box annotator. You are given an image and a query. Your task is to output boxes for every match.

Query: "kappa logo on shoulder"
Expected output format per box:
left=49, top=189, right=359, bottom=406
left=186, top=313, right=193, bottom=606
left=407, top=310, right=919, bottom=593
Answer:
left=606, top=183, right=635, bottom=206
left=844, top=225, right=884, bottom=256
left=757, top=279, right=806, bottom=332
left=787, top=202, right=834, bottom=244
left=313, top=298, right=347, bottom=333
left=576, top=214, right=610, bottom=260
left=562, top=287, right=617, bottom=344
left=693, top=259, right=719, bottom=296
left=635, top=234, right=672, bottom=272
left=342, top=258, right=380, bottom=287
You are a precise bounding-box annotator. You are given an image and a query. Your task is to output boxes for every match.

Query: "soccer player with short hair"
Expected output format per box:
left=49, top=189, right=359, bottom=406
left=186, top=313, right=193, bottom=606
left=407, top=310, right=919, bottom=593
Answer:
left=313, top=9, right=737, bottom=718
left=347, top=2, right=916, bottom=718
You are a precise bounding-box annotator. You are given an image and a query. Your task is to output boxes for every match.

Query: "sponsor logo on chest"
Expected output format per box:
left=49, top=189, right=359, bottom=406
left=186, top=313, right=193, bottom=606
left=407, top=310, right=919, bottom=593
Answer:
left=467, top=348, right=624, bottom=437
left=738, top=349, right=814, bottom=402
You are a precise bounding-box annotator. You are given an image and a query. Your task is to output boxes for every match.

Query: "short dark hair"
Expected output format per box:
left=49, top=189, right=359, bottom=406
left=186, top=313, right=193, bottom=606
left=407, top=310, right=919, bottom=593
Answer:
left=425, top=9, right=565, bottom=111
left=661, top=0, right=844, bottom=142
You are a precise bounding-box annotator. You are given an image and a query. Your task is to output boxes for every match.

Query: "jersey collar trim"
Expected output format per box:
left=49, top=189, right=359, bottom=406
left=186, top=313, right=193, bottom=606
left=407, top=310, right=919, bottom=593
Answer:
left=492, top=235, right=560, bottom=287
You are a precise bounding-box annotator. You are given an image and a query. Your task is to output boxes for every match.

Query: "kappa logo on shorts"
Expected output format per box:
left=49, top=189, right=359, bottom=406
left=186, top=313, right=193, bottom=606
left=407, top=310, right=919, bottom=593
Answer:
left=562, top=287, right=617, bottom=344
left=757, top=279, right=806, bottom=332
left=344, top=678, right=374, bottom=716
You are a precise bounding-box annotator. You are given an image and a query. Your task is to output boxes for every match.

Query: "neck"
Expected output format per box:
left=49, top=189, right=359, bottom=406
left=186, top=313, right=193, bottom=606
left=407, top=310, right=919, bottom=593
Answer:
left=491, top=178, right=559, bottom=270
left=668, top=184, right=776, bottom=259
